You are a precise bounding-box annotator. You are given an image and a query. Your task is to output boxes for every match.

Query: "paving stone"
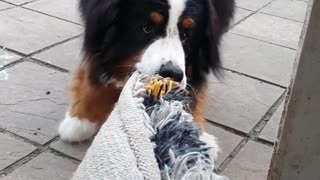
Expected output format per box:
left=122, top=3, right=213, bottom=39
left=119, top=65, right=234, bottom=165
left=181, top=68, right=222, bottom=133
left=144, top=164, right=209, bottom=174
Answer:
left=0, top=133, right=36, bottom=170
left=24, top=0, right=82, bottom=24
left=223, top=141, right=273, bottom=180
left=236, top=0, right=272, bottom=11
left=205, top=122, right=242, bottom=166
left=0, top=62, right=68, bottom=144
left=0, top=49, right=21, bottom=67
left=51, top=140, right=91, bottom=160
left=232, top=8, right=253, bottom=25
left=4, top=0, right=32, bottom=5
left=2, top=152, right=79, bottom=180
left=260, top=0, right=308, bottom=22
left=260, top=102, right=285, bottom=142
left=33, top=38, right=82, bottom=71
left=221, top=33, right=296, bottom=86
left=204, top=71, right=284, bottom=133
left=0, top=8, right=82, bottom=54
left=231, top=13, right=303, bottom=49
left=0, top=1, right=13, bottom=10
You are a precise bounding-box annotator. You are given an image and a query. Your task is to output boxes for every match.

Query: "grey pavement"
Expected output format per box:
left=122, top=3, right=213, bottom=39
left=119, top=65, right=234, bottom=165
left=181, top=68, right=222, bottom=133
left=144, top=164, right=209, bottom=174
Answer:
left=0, top=0, right=308, bottom=179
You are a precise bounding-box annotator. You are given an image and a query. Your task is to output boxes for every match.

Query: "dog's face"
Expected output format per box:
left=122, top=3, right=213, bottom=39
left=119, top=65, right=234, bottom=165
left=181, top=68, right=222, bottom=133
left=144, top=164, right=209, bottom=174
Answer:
left=80, top=0, right=234, bottom=88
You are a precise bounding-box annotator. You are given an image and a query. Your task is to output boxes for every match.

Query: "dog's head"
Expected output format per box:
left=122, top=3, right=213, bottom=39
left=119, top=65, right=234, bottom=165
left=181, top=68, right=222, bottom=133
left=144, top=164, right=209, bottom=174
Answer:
left=80, top=0, right=234, bottom=88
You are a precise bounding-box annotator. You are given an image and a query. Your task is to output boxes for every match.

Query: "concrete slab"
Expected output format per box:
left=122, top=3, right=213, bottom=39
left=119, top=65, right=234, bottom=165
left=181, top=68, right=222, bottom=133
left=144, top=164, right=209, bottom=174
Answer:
left=205, top=122, right=242, bottom=167
left=2, top=152, right=79, bottom=180
left=4, top=0, right=32, bottom=5
left=0, top=8, right=82, bottom=54
left=268, top=1, right=320, bottom=178
left=221, top=33, right=296, bottom=86
left=24, top=0, right=82, bottom=24
left=51, top=140, right=91, bottom=160
left=0, top=0, right=306, bottom=178
left=232, top=8, right=253, bottom=25
left=231, top=13, right=303, bottom=49
left=0, top=134, right=36, bottom=170
left=0, top=49, right=21, bottom=67
left=0, top=62, right=68, bottom=144
left=223, top=141, right=273, bottom=180
left=33, top=38, right=82, bottom=71
left=204, top=71, right=284, bottom=133
left=260, top=102, right=284, bottom=142
left=0, top=1, right=13, bottom=10
left=260, top=0, right=308, bottom=22
left=236, top=0, right=272, bottom=11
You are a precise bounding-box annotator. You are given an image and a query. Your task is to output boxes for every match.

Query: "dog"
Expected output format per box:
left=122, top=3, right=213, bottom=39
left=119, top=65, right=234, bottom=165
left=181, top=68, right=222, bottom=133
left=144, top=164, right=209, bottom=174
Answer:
left=58, top=0, right=235, bottom=142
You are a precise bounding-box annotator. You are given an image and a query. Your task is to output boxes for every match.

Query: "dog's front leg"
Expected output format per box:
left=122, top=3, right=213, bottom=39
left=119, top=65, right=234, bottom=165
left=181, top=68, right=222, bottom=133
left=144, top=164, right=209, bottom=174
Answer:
left=58, top=64, right=120, bottom=142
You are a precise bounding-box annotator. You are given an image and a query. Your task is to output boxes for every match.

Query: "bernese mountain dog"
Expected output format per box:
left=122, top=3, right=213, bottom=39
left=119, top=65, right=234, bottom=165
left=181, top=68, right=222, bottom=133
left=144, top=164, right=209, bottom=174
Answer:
left=58, top=0, right=235, bottom=142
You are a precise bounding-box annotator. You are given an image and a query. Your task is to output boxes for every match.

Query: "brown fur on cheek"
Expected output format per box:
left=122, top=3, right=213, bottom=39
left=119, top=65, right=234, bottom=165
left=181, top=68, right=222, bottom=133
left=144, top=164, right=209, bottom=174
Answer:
left=191, top=82, right=208, bottom=134
left=186, top=65, right=193, bottom=79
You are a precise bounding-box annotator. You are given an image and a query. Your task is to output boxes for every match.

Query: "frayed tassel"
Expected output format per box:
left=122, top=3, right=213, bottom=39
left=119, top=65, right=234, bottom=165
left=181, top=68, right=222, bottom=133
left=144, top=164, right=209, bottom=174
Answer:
left=134, top=76, right=228, bottom=180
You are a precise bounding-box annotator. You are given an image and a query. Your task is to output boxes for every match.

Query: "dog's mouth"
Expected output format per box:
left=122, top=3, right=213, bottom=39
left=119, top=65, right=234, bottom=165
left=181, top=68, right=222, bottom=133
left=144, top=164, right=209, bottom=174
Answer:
left=137, top=75, right=192, bottom=114
left=142, top=75, right=191, bottom=101
left=135, top=67, right=187, bottom=89
left=144, top=77, right=178, bottom=98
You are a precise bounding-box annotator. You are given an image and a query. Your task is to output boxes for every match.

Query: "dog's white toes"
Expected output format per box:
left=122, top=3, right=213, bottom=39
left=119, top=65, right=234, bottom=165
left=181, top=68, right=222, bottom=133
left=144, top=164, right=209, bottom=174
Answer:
left=58, top=112, right=98, bottom=143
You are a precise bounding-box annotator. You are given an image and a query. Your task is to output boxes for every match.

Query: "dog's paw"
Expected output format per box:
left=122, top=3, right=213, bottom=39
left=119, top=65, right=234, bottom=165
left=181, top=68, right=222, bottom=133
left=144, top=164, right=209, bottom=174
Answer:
left=58, top=112, right=98, bottom=142
left=199, top=132, right=220, bottom=163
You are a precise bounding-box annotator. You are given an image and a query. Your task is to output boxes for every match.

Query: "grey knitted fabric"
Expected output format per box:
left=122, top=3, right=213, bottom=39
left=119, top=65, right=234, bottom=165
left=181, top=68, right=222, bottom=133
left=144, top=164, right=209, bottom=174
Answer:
left=72, top=72, right=161, bottom=180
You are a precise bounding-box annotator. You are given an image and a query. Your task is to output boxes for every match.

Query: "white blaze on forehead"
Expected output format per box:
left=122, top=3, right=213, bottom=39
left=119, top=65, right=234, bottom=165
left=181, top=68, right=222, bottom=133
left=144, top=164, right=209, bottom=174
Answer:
left=137, top=0, right=187, bottom=87
left=167, top=0, right=186, bottom=35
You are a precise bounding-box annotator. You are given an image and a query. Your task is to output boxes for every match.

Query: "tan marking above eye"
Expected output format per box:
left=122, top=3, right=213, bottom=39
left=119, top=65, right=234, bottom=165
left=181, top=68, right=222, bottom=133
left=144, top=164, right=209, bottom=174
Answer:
left=150, top=12, right=164, bottom=25
left=181, top=17, right=194, bottom=29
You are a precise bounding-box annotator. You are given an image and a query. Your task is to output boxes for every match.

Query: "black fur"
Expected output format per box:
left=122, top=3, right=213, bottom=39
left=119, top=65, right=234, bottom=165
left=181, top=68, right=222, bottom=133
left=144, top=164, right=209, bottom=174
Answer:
left=79, top=0, right=234, bottom=86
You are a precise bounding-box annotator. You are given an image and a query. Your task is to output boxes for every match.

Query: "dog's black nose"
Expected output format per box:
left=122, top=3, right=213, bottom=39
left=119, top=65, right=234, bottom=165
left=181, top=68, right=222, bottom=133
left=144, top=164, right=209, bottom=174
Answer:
left=159, top=62, right=184, bottom=82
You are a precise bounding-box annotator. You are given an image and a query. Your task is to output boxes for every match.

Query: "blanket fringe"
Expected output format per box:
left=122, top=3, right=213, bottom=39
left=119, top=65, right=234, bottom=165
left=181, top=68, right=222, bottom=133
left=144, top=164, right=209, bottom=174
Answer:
left=132, top=75, right=228, bottom=180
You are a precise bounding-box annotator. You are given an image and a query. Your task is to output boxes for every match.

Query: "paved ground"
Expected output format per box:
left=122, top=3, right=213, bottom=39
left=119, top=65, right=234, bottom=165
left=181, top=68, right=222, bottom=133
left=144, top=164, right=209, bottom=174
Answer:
left=0, top=0, right=309, bottom=179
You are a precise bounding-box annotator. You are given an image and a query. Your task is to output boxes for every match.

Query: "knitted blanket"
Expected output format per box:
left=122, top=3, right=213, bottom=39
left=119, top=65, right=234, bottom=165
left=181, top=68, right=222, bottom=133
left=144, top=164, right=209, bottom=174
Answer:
left=72, top=72, right=227, bottom=180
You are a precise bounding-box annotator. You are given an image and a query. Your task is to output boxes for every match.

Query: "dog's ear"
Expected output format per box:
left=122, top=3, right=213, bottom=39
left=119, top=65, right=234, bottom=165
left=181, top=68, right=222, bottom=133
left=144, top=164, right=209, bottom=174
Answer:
left=79, top=0, right=121, bottom=85
left=201, top=0, right=234, bottom=74
left=211, top=0, right=235, bottom=35
left=80, top=0, right=120, bottom=53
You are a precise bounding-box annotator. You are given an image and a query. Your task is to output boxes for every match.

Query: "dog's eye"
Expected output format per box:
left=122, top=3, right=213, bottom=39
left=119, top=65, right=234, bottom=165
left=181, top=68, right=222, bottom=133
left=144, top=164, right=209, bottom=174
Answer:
left=181, top=32, right=189, bottom=43
left=143, top=24, right=153, bottom=34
